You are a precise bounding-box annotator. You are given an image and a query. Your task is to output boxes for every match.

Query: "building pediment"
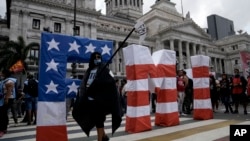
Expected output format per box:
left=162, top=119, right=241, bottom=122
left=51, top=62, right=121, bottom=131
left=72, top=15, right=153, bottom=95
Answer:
left=157, top=20, right=211, bottom=39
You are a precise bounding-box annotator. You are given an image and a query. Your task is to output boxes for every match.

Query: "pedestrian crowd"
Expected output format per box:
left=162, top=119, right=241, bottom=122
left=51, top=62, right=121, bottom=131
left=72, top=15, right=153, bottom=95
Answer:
left=0, top=70, right=38, bottom=138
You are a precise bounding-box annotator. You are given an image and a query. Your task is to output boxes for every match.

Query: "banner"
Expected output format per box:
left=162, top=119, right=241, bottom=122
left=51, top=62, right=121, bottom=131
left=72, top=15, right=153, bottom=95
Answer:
left=134, top=21, right=146, bottom=45
left=37, top=32, right=113, bottom=141
left=239, top=51, right=250, bottom=78
left=9, top=60, right=24, bottom=73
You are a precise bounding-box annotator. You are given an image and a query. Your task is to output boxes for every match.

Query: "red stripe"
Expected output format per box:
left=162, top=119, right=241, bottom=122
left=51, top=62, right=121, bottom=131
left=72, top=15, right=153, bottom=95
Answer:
left=127, top=91, right=150, bottom=106
left=192, top=66, right=209, bottom=78
left=126, top=64, right=158, bottom=80
left=193, top=88, right=210, bottom=99
left=157, top=89, right=178, bottom=102
left=37, top=126, right=68, bottom=141
left=156, top=64, right=176, bottom=77
left=155, top=112, right=180, bottom=126
left=193, top=109, right=213, bottom=120
left=125, top=116, right=152, bottom=133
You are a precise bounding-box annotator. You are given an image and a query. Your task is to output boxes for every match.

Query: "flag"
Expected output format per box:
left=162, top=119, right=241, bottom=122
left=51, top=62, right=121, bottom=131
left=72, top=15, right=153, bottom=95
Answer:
left=9, top=60, right=24, bottom=73
left=134, top=21, right=147, bottom=45
left=36, top=32, right=113, bottom=141
left=65, top=78, right=81, bottom=98
left=239, top=51, right=250, bottom=78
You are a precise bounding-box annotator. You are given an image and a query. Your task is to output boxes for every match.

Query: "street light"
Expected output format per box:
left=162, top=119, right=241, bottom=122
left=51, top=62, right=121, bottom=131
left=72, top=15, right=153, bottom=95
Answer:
left=71, top=0, right=77, bottom=78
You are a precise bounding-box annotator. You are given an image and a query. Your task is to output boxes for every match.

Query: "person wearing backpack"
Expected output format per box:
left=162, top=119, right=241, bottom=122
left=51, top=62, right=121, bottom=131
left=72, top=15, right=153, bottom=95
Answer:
left=2, top=70, right=18, bottom=125
left=23, top=74, right=38, bottom=125
left=0, top=69, right=18, bottom=137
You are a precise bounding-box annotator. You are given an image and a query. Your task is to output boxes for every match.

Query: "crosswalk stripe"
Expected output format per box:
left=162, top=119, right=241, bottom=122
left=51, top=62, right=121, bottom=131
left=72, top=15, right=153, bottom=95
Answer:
left=0, top=115, right=246, bottom=141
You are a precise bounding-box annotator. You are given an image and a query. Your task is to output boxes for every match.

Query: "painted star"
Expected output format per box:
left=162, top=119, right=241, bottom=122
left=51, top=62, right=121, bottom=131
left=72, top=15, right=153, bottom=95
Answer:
left=46, top=59, right=59, bottom=72
left=85, top=43, right=96, bottom=54
left=47, top=38, right=60, bottom=51
left=67, top=82, right=79, bottom=94
left=68, top=41, right=81, bottom=54
left=101, top=45, right=111, bottom=55
left=45, top=81, right=59, bottom=94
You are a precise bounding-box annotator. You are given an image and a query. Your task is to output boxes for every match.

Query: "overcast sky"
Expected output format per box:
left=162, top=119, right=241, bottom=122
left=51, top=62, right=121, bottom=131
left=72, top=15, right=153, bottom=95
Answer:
left=0, top=0, right=249, bottom=33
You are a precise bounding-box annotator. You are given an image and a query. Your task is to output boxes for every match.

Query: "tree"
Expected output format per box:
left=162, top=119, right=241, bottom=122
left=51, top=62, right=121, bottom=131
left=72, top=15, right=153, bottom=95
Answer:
left=0, top=36, right=40, bottom=72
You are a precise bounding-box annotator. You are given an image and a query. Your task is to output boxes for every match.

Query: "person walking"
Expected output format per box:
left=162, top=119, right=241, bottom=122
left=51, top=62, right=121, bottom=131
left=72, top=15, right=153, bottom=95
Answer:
left=220, top=74, right=233, bottom=113
left=0, top=69, right=17, bottom=137
left=231, top=69, right=248, bottom=114
left=209, top=75, right=219, bottom=112
left=1, top=69, right=18, bottom=126
left=72, top=52, right=123, bottom=141
left=23, top=74, right=38, bottom=125
left=177, top=70, right=186, bottom=116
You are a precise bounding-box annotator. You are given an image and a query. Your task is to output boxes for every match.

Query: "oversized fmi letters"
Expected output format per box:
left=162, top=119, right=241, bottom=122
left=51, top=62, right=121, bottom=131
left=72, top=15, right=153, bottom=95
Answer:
left=191, top=55, right=213, bottom=120
left=152, top=50, right=179, bottom=126
left=123, top=44, right=179, bottom=133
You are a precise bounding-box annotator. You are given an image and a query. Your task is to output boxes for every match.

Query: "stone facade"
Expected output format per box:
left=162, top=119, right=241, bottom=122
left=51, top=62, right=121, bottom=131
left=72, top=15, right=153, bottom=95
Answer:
left=0, top=0, right=250, bottom=78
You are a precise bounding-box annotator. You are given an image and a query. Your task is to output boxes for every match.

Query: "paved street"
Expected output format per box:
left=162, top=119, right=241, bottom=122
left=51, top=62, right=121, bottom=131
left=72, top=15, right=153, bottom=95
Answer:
left=1, top=105, right=250, bottom=141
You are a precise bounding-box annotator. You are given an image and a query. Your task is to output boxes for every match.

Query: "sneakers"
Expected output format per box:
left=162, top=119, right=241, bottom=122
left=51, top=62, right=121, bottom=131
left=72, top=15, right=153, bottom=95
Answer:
left=0, top=131, right=4, bottom=138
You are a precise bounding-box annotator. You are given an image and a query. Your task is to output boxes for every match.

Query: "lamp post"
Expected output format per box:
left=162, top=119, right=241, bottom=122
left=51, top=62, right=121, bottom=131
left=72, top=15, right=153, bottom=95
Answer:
left=71, top=0, right=77, bottom=78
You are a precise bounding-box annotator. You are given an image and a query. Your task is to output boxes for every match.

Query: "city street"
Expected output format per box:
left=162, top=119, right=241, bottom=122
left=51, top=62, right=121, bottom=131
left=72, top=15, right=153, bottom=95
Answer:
left=1, top=105, right=250, bottom=141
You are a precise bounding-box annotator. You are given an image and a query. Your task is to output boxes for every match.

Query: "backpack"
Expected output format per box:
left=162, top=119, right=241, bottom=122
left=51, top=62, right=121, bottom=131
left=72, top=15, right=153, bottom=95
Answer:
left=26, top=79, right=38, bottom=97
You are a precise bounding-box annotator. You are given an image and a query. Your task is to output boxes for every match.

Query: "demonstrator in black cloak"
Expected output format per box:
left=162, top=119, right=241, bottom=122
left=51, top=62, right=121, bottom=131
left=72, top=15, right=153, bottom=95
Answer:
left=72, top=52, right=123, bottom=141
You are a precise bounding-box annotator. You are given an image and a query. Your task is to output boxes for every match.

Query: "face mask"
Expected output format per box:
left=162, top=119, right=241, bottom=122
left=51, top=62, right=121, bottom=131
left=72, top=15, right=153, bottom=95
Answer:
left=94, top=59, right=101, bottom=65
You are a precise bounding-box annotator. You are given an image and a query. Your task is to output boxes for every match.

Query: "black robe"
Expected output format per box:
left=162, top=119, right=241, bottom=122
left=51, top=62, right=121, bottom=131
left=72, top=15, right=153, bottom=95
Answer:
left=72, top=64, right=123, bottom=137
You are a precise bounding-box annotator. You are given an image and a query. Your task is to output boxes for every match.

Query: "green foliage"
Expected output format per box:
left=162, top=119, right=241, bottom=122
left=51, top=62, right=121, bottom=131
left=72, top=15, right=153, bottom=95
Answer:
left=0, top=36, right=39, bottom=71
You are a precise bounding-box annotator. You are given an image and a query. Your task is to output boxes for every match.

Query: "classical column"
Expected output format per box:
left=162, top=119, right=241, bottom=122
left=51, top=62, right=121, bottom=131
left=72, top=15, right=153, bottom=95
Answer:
left=65, top=19, right=70, bottom=35
left=219, top=58, right=223, bottom=73
left=115, top=41, right=119, bottom=73
left=156, top=37, right=163, bottom=50
left=214, top=58, right=218, bottom=72
left=186, top=41, right=191, bottom=68
left=192, top=43, right=196, bottom=55
left=178, top=40, right=183, bottom=69
left=170, top=39, right=174, bottom=50
left=197, top=44, right=201, bottom=54
left=205, top=46, right=209, bottom=56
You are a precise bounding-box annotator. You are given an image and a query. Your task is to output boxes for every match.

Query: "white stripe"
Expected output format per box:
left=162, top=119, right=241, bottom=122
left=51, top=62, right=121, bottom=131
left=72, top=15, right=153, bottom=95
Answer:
left=150, top=77, right=177, bottom=89
left=156, top=102, right=178, bottom=113
left=193, top=78, right=209, bottom=89
left=173, top=121, right=250, bottom=141
left=3, top=116, right=196, bottom=140
left=37, top=102, right=66, bottom=126
left=127, top=79, right=149, bottom=91
left=161, top=77, right=177, bottom=89
left=126, top=105, right=150, bottom=117
left=123, top=44, right=154, bottom=65
left=152, top=49, right=176, bottom=65
left=191, top=55, right=210, bottom=67
left=193, top=99, right=212, bottom=109
left=112, top=119, right=228, bottom=141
